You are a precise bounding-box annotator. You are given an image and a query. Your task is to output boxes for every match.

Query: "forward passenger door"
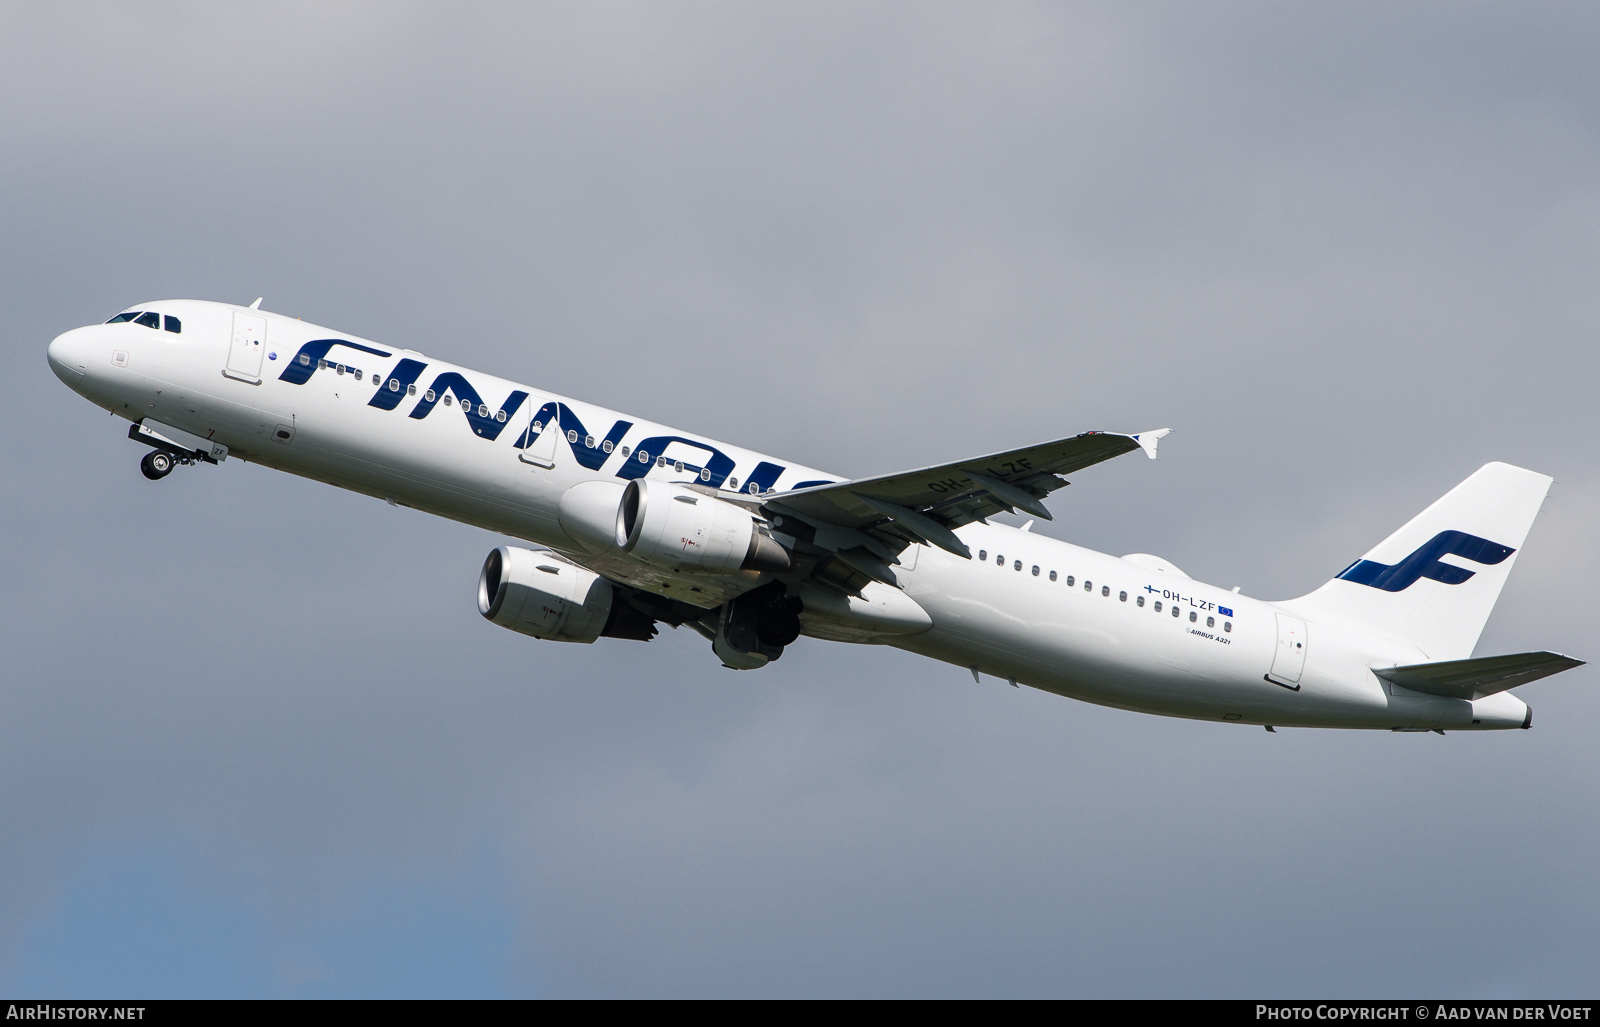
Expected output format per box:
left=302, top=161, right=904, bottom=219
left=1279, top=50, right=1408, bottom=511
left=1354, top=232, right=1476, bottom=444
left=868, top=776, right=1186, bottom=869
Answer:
left=224, top=312, right=267, bottom=383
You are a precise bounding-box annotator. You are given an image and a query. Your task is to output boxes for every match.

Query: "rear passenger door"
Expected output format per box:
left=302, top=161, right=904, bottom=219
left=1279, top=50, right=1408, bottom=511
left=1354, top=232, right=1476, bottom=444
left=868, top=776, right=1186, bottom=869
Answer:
left=1267, top=614, right=1308, bottom=689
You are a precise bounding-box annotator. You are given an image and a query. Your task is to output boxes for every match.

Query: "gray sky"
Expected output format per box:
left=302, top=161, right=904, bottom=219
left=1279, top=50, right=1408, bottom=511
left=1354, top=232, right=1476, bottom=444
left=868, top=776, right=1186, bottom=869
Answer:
left=3, top=1, right=1597, bottom=997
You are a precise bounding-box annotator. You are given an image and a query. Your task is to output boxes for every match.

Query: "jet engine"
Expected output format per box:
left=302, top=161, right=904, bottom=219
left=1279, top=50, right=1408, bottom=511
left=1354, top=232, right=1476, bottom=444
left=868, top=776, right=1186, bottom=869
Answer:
left=614, top=479, right=790, bottom=575
left=478, top=546, right=614, bottom=643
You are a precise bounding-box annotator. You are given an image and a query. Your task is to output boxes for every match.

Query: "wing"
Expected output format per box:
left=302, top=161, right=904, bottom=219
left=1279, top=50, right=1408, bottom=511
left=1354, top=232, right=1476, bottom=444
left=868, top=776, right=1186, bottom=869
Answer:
left=764, top=429, right=1170, bottom=573
left=1373, top=651, right=1585, bottom=701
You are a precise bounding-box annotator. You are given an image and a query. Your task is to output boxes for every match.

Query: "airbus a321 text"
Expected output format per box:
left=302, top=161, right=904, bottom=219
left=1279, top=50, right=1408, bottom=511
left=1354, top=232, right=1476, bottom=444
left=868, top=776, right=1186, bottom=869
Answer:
left=48, top=299, right=1584, bottom=732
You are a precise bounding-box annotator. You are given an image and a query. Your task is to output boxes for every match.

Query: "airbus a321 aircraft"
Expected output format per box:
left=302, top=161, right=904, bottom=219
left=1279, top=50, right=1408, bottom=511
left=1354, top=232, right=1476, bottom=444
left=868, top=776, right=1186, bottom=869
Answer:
left=47, top=299, right=1584, bottom=732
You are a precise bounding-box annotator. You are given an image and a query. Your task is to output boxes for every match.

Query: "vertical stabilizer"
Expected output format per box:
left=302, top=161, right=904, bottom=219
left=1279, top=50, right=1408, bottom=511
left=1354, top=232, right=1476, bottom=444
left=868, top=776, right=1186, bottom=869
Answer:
left=1283, top=462, right=1551, bottom=660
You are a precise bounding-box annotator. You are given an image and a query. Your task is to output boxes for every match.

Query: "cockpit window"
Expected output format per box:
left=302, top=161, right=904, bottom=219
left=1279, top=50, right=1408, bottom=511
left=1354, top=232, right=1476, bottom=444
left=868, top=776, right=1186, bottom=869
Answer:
left=134, top=312, right=161, bottom=329
left=106, top=312, right=140, bottom=323
left=164, top=315, right=181, bottom=334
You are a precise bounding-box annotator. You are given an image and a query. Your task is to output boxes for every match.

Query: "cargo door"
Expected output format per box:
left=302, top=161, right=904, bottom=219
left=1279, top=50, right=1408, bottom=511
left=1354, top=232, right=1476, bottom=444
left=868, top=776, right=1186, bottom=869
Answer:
left=225, top=312, right=267, bottom=383
left=1267, top=614, right=1308, bottom=689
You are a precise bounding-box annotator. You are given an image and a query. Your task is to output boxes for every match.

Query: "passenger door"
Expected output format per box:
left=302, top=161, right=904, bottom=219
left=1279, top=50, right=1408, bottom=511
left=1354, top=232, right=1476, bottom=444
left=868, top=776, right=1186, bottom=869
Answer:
left=1267, top=614, right=1308, bottom=689
left=519, top=400, right=560, bottom=469
left=225, top=312, right=267, bottom=383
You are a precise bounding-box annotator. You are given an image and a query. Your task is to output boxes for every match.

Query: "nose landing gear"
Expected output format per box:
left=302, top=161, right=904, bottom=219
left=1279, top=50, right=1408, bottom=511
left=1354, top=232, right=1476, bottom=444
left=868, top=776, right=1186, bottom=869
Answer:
left=140, top=450, right=176, bottom=480
left=129, top=420, right=222, bottom=481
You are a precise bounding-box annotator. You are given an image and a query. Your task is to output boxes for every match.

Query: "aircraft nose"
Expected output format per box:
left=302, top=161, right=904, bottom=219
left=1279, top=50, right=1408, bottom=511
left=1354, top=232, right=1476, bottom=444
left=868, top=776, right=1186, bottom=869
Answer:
left=47, top=327, right=92, bottom=386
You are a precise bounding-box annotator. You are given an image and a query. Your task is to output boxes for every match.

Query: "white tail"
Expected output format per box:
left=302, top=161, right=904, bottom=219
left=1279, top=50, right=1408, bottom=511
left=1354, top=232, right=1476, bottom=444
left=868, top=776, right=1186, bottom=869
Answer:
left=1283, top=462, right=1552, bottom=660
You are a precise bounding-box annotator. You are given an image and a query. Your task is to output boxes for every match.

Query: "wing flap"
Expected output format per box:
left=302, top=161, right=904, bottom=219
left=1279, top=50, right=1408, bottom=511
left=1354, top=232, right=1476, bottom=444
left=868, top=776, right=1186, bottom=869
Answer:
left=1374, top=651, right=1585, bottom=701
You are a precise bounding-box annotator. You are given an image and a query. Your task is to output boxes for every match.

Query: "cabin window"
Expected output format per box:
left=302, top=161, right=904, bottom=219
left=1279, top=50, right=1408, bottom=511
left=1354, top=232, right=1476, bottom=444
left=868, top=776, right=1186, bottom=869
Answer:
left=389, top=379, right=400, bottom=391
left=674, top=459, right=684, bottom=471
left=1065, top=576, right=1074, bottom=586
left=478, top=404, right=489, bottom=417
left=135, top=311, right=160, bottom=329
left=354, top=370, right=363, bottom=381
left=1049, top=570, right=1057, bottom=581
left=1206, top=616, right=1215, bottom=627
left=408, top=384, right=417, bottom=396
left=1014, top=560, right=1022, bottom=571
left=727, top=474, right=737, bottom=486
left=1032, top=565, right=1040, bottom=576
left=996, top=554, right=1004, bottom=565
left=164, top=316, right=181, bottom=333
left=1119, top=591, right=1127, bottom=602
left=979, top=550, right=987, bottom=561
left=586, top=435, right=597, bottom=448
left=1189, top=611, right=1197, bottom=622
left=335, top=364, right=345, bottom=375
left=1224, top=621, right=1232, bottom=633
left=602, top=440, right=614, bottom=453
left=298, top=354, right=310, bottom=366
left=319, top=359, right=329, bottom=369
left=1136, top=595, right=1145, bottom=607
left=1101, top=585, right=1110, bottom=597
left=621, top=446, right=630, bottom=458
left=638, top=450, right=650, bottom=463
left=701, top=468, right=711, bottom=481
left=1084, top=581, right=1092, bottom=591
left=1154, top=601, right=1162, bottom=612
left=426, top=390, right=436, bottom=402
left=496, top=410, right=507, bottom=422
left=749, top=482, right=760, bottom=494
left=567, top=430, right=578, bottom=443
left=442, top=393, right=451, bottom=405
left=1172, top=606, right=1180, bottom=618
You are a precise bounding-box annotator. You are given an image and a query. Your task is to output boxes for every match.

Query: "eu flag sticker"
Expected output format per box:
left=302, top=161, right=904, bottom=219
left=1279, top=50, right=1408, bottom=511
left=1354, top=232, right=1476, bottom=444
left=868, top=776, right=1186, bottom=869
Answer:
left=1219, top=606, right=1234, bottom=617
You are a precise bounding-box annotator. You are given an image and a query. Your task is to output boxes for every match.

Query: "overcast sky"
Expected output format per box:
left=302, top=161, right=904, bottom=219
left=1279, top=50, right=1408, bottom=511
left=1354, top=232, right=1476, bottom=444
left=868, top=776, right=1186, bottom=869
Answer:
left=3, top=1, right=1597, bottom=997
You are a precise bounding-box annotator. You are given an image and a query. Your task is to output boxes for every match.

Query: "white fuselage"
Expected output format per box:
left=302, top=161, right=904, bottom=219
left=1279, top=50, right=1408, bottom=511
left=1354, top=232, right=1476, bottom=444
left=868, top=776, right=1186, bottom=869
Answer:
left=46, top=299, right=1531, bottom=731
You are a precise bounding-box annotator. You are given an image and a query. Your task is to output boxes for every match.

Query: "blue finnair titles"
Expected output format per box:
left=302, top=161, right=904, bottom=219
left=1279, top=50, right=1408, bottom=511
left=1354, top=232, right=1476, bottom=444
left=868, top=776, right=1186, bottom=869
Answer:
left=1336, top=530, right=1515, bottom=591
left=45, top=298, right=1584, bottom=732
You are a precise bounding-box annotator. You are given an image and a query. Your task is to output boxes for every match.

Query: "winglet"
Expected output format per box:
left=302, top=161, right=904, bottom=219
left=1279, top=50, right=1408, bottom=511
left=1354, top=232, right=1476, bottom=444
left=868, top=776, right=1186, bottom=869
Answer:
left=248, top=297, right=263, bottom=310
left=1130, top=428, right=1171, bottom=460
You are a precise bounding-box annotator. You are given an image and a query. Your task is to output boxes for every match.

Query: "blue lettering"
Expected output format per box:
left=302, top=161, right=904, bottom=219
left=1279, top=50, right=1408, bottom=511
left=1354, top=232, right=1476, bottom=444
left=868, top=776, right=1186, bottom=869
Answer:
left=278, top=339, right=393, bottom=384
left=367, top=358, right=428, bottom=410
left=618, top=435, right=736, bottom=487
left=408, top=372, right=526, bottom=441
left=511, top=402, right=633, bottom=470
left=1338, top=531, right=1515, bottom=592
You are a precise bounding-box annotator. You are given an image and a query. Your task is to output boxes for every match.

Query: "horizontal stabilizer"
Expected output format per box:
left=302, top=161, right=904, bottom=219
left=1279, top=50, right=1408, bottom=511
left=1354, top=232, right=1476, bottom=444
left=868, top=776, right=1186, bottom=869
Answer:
left=1373, top=651, right=1584, bottom=701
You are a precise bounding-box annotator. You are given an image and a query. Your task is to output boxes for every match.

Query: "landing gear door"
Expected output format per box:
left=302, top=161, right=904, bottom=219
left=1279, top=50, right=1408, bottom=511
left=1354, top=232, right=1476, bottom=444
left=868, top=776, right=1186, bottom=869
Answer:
left=1267, top=614, right=1308, bottom=689
left=519, top=401, right=560, bottom=468
left=225, top=312, right=267, bottom=383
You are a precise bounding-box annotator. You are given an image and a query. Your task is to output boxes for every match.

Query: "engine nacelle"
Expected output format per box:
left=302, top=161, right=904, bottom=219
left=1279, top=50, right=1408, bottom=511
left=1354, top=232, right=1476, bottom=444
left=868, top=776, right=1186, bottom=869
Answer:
left=478, top=546, right=613, bottom=643
left=615, top=479, right=790, bottom=575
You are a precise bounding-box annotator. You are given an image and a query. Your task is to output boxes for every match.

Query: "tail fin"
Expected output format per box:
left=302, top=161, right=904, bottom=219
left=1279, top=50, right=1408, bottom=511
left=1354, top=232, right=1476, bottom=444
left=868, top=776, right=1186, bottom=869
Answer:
left=1283, top=462, right=1552, bottom=660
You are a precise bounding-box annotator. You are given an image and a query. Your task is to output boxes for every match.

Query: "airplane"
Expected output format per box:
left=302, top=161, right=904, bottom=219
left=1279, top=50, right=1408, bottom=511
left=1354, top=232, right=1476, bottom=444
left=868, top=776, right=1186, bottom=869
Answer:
left=46, top=298, right=1584, bottom=732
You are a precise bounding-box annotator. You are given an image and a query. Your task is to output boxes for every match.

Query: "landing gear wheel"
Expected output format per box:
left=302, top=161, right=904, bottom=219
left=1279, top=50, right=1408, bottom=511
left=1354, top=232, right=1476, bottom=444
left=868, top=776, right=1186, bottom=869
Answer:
left=141, top=451, right=175, bottom=480
left=756, top=597, right=804, bottom=648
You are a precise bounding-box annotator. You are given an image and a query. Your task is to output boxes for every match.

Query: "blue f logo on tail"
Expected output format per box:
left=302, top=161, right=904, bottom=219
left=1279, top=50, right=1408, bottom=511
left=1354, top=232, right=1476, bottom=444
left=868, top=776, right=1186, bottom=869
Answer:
left=1337, top=530, right=1515, bottom=592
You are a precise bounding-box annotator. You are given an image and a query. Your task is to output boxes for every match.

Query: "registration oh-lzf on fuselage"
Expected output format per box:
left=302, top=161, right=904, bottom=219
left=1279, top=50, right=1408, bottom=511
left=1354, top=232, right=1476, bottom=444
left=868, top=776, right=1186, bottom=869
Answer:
left=47, top=299, right=1584, bottom=732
